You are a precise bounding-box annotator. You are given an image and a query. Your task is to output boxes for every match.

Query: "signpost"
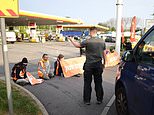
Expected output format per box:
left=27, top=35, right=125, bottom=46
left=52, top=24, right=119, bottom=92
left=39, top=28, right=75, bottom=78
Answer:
left=0, top=0, right=19, bottom=114
left=0, top=0, right=19, bottom=17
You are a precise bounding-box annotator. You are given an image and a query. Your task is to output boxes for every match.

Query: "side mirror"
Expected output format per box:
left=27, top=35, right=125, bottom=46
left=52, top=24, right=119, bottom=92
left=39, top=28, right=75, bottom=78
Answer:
left=121, top=50, right=134, bottom=62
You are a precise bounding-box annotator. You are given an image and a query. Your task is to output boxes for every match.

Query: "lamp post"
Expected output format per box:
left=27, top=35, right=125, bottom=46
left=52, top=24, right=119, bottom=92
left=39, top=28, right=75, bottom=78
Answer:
left=115, top=0, right=123, bottom=55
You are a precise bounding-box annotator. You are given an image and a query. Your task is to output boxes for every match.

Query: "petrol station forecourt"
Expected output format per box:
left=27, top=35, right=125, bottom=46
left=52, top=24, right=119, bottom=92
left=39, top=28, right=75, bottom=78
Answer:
left=0, top=9, right=116, bottom=115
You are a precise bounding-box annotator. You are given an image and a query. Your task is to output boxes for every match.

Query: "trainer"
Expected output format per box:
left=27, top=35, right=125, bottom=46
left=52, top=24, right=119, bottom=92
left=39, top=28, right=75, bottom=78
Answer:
left=69, top=27, right=106, bottom=105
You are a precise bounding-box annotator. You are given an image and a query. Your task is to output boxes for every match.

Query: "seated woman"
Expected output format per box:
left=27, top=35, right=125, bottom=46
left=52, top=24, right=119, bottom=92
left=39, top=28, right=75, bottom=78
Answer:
left=54, top=54, right=64, bottom=77
left=11, top=57, right=29, bottom=85
left=38, top=54, right=53, bottom=80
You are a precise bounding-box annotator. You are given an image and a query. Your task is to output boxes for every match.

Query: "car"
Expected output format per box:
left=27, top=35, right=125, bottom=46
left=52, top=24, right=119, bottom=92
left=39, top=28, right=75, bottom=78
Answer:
left=6, top=31, right=16, bottom=43
left=105, top=36, right=116, bottom=43
left=115, top=25, right=154, bottom=115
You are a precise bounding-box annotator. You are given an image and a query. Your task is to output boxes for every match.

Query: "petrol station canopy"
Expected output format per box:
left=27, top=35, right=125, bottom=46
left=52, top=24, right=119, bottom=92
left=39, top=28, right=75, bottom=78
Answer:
left=62, top=24, right=109, bottom=31
left=5, top=10, right=83, bottom=26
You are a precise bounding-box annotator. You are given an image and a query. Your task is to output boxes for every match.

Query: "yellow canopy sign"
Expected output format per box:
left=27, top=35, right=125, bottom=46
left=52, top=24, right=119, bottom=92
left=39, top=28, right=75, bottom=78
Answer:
left=0, top=0, right=19, bottom=18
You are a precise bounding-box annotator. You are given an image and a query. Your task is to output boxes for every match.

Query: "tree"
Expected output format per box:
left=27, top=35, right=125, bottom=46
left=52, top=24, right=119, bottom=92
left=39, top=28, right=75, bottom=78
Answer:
left=100, top=17, right=144, bottom=31
left=65, top=16, right=71, bottom=18
left=98, top=18, right=116, bottom=31
left=98, top=22, right=107, bottom=27
left=110, top=27, right=116, bottom=31
left=106, top=18, right=116, bottom=29
left=123, top=17, right=132, bottom=30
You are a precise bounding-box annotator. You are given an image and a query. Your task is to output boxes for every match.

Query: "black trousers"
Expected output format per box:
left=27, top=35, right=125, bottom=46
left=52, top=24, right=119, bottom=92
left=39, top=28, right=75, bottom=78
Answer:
left=83, top=63, right=104, bottom=102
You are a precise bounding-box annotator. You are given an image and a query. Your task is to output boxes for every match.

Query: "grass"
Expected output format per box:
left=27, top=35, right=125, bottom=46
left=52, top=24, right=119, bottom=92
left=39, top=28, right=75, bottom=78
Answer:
left=0, top=80, right=42, bottom=115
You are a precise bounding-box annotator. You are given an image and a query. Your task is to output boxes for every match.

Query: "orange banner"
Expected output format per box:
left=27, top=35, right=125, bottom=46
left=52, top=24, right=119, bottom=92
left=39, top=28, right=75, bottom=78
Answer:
left=130, top=16, right=136, bottom=42
left=60, top=51, right=120, bottom=78
left=60, top=56, right=86, bottom=78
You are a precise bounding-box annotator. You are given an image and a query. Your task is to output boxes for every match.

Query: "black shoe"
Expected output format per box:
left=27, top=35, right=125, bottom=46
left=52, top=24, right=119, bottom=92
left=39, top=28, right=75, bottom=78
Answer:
left=48, top=73, right=54, bottom=79
left=96, top=101, right=102, bottom=105
left=84, top=101, right=91, bottom=105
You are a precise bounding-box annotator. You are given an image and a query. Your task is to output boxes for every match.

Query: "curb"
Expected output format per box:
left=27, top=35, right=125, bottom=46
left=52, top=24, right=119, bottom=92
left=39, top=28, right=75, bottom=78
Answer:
left=0, top=77, right=49, bottom=115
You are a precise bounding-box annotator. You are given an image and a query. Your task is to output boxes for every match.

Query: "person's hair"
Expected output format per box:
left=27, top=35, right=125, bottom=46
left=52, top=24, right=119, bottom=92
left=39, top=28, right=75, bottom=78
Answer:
left=89, top=27, right=97, bottom=31
left=42, top=54, right=48, bottom=58
left=21, top=57, right=28, bottom=63
left=110, top=46, right=115, bottom=53
left=58, top=54, right=64, bottom=59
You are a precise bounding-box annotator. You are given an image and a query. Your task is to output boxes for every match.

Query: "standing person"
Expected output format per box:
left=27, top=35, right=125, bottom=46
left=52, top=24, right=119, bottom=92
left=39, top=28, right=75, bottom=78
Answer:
left=11, top=57, right=29, bottom=85
left=54, top=54, right=64, bottom=77
left=124, top=39, right=132, bottom=50
left=38, top=54, right=53, bottom=80
left=69, top=27, right=106, bottom=105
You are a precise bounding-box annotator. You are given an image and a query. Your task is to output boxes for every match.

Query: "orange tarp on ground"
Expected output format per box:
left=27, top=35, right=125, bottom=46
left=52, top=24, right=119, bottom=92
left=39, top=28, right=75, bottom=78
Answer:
left=27, top=72, right=44, bottom=85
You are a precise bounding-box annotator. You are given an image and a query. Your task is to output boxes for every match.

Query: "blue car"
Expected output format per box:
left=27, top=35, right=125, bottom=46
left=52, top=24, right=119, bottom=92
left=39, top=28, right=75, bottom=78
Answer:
left=115, top=25, right=154, bottom=115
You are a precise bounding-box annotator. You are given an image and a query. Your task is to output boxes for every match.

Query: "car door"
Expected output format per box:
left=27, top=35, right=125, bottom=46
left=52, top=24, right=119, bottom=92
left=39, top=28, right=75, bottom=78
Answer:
left=120, top=54, right=138, bottom=115
left=133, top=28, right=154, bottom=115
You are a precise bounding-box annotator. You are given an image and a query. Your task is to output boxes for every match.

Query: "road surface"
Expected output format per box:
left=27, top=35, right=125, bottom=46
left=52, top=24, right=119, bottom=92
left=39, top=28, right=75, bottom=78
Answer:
left=0, top=42, right=117, bottom=115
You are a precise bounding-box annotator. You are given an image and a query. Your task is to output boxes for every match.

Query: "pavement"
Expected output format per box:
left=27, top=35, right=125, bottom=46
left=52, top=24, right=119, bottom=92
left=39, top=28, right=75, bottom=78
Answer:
left=22, top=66, right=117, bottom=115
left=0, top=42, right=117, bottom=115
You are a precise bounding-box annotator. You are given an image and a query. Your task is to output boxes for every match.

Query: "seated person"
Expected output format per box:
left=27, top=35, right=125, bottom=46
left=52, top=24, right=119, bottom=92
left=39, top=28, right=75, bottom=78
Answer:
left=54, top=54, right=64, bottom=76
left=11, top=57, right=29, bottom=85
left=38, top=54, right=53, bottom=80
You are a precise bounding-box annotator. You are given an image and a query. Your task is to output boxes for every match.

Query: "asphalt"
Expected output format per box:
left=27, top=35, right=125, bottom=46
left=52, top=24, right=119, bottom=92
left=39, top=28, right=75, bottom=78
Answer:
left=0, top=42, right=117, bottom=115
left=23, top=67, right=117, bottom=115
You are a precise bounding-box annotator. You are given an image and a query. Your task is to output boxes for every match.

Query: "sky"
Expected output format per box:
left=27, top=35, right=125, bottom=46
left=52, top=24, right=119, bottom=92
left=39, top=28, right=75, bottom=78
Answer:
left=19, top=0, right=154, bottom=24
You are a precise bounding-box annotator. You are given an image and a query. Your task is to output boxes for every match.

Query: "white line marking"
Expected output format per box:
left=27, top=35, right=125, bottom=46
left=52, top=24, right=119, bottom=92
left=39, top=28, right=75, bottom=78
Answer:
left=101, top=95, right=115, bottom=115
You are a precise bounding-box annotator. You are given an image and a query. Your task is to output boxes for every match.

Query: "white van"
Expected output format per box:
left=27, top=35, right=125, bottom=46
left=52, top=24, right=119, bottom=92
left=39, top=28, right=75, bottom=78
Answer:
left=6, top=31, right=16, bottom=43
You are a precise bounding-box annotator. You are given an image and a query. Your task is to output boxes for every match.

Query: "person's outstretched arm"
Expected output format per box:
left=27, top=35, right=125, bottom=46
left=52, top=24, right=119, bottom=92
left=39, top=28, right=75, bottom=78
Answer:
left=103, top=50, right=106, bottom=68
left=68, top=37, right=81, bottom=48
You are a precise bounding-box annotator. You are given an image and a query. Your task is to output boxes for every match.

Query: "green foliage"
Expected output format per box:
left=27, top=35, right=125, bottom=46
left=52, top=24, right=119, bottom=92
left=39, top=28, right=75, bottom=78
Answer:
left=98, top=22, right=108, bottom=27
left=37, top=25, right=56, bottom=31
left=110, top=27, right=116, bottom=31
left=0, top=81, right=42, bottom=115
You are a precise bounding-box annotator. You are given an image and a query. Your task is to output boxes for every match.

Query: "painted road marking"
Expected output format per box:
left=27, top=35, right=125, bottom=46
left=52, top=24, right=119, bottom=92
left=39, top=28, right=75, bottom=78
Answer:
left=101, top=95, right=115, bottom=115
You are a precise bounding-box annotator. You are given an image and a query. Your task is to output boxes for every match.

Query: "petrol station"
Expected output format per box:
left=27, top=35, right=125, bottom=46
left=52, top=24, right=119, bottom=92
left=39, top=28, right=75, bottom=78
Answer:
left=3, top=10, right=110, bottom=43
left=0, top=0, right=127, bottom=115
left=4, top=10, right=83, bottom=42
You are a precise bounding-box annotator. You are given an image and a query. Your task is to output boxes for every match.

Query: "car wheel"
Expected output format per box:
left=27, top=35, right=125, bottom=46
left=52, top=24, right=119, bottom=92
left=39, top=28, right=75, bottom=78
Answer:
left=115, top=87, right=129, bottom=115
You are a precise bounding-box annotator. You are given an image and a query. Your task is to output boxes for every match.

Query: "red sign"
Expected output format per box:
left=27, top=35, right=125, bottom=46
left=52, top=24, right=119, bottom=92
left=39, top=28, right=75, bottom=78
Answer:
left=130, top=16, right=136, bottom=42
left=28, top=22, right=36, bottom=28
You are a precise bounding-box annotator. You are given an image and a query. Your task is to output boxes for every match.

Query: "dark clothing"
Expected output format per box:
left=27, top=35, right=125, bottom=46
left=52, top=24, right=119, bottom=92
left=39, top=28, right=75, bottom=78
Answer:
left=83, top=61, right=104, bottom=102
left=81, top=37, right=106, bottom=102
left=81, top=37, right=106, bottom=64
left=125, top=42, right=132, bottom=50
left=11, top=62, right=27, bottom=82
left=54, top=60, right=63, bottom=76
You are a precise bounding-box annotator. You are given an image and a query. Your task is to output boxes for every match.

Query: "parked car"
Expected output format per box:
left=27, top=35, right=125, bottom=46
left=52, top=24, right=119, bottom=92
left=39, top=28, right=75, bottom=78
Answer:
left=115, top=25, right=154, bottom=115
left=105, top=36, right=116, bottom=43
left=6, top=31, right=16, bottom=43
